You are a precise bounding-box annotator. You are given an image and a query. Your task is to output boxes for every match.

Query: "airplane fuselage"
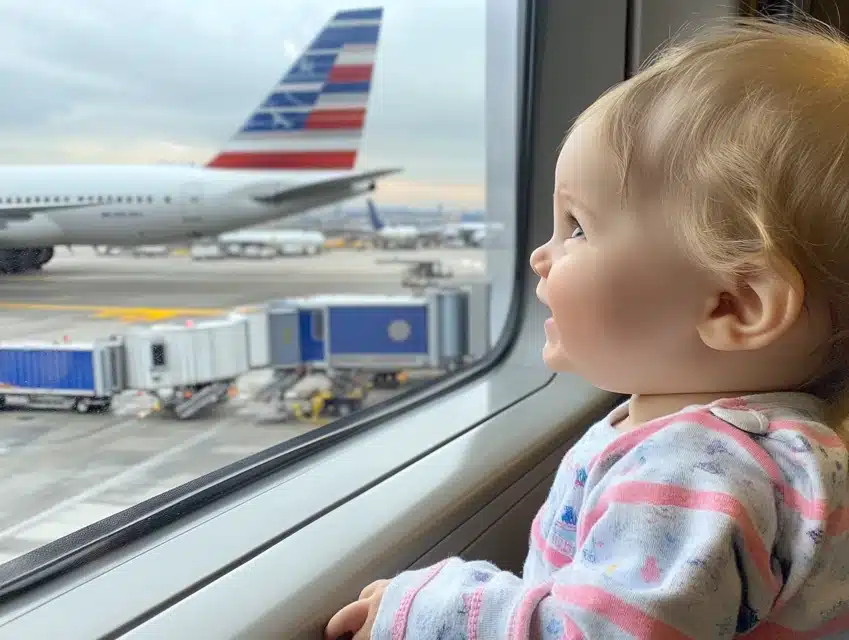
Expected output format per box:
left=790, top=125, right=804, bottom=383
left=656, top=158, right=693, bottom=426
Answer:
left=0, top=6, right=394, bottom=273
left=0, top=164, right=373, bottom=248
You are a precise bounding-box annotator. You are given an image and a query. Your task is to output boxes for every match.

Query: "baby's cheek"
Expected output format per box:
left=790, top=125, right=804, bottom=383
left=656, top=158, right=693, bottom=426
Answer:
left=546, top=259, right=624, bottom=364
left=599, top=266, right=662, bottom=339
left=597, top=250, right=686, bottom=342
left=548, top=256, right=635, bottom=341
left=549, top=254, right=678, bottom=387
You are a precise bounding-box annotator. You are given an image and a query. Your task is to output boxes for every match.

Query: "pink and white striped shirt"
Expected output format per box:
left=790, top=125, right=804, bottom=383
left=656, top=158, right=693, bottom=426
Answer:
left=369, top=392, right=849, bottom=639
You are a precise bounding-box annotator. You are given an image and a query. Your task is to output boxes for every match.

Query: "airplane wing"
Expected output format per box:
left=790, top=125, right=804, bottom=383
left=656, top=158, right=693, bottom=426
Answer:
left=252, top=168, right=401, bottom=206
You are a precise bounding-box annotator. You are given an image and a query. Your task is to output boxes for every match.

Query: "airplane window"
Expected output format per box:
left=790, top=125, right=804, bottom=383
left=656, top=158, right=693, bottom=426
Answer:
left=0, top=0, right=492, bottom=582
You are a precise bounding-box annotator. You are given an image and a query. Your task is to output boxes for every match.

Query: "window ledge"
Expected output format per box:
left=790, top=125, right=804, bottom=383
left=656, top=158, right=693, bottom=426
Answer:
left=121, top=371, right=615, bottom=638
left=0, top=358, right=614, bottom=639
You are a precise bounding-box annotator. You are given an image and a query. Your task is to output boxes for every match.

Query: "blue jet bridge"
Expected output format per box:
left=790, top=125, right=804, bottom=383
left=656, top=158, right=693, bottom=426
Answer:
left=259, top=288, right=476, bottom=371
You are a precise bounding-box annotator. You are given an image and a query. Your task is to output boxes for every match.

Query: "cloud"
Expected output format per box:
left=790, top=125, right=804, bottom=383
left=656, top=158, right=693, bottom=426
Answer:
left=0, top=0, right=485, bottom=206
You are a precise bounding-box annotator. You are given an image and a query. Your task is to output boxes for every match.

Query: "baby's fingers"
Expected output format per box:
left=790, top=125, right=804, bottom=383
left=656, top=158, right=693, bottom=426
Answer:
left=324, top=600, right=370, bottom=640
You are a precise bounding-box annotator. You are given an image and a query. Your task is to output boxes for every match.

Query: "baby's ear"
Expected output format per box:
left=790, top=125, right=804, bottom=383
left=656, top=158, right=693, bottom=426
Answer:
left=695, top=256, right=805, bottom=352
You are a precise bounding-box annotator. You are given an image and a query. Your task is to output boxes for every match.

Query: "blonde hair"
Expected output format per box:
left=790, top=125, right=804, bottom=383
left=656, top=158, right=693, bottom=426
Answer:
left=573, top=16, right=849, bottom=431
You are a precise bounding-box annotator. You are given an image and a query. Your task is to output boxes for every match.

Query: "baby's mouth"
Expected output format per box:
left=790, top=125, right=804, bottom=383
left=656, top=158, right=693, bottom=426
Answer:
left=544, top=316, right=558, bottom=339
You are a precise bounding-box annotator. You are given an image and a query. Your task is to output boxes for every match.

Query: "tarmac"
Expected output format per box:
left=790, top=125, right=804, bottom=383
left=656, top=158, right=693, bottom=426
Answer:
left=0, top=246, right=487, bottom=567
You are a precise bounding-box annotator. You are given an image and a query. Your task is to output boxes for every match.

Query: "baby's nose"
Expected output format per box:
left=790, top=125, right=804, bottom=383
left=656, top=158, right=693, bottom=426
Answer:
left=530, top=245, right=550, bottom=278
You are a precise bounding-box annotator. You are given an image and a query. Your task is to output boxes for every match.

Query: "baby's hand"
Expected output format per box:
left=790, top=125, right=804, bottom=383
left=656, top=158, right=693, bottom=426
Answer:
left=324, top=578, right=390, bottom=640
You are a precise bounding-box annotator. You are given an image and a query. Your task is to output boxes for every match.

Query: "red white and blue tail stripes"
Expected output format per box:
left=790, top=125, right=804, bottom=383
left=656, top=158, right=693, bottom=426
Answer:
left=208, top=7, right=382, bottom=171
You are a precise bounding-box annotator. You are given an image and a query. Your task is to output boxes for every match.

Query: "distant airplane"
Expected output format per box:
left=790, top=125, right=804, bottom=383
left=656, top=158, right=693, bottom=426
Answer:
left=441, top=211, right=503, bottom=247
left=362, top=199, right=499, bottom=249
left=0, top=6, right=399, bottom=274
left=364, top=198, right=424, bottom=249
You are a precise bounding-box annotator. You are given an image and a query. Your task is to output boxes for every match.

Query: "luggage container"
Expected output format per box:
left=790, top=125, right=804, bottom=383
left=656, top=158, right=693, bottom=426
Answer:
left=0, top=338, right=126, bottom=413
left=123, top=316, right=250, bottom=419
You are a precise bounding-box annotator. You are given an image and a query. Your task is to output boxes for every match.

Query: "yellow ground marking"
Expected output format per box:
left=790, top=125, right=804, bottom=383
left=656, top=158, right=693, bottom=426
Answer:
left=0, top=302, right=227, bottom=323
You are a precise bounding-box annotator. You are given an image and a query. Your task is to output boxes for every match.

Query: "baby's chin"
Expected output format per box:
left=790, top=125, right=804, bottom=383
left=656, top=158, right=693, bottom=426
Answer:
left=541, top=343, right=574, bottom=373
left=542, top=345, right=622, bottom=387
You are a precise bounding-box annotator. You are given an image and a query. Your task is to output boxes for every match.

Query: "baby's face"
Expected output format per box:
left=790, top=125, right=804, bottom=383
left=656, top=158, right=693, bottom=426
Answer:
left=530, top=117, right=718, bottom=394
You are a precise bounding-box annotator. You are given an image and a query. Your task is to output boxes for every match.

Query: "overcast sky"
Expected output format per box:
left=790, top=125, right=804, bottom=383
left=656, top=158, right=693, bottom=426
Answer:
left=0, top=0, right=485, bottom=207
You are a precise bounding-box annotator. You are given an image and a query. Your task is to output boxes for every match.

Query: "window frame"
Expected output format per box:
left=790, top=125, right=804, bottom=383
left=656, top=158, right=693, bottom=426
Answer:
left=0, top=0, right=537, bottom=604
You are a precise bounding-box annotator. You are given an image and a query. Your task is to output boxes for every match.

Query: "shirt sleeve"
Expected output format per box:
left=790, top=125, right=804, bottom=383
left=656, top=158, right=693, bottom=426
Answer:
left=369, top=418, right=782, bottom=639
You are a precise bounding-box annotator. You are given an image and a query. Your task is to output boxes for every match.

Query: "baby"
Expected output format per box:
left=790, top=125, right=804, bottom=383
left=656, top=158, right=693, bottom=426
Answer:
left=325, top=16, right=849, bottom=639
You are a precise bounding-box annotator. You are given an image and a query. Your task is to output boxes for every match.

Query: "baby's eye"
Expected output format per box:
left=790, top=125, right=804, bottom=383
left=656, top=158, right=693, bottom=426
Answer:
left=564, top=213, right=584, bottom=239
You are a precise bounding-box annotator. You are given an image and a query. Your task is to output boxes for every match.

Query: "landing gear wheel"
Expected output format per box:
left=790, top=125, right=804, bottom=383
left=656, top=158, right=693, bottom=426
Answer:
left=11, top=254, right=26, bottom=273
left=0, top=249, right=44, bottom=274
left=32, top=247, right=54, bottom=269
left=20, top=250, right=40, bottom=271
left=2, top=251, right=24, bottom=274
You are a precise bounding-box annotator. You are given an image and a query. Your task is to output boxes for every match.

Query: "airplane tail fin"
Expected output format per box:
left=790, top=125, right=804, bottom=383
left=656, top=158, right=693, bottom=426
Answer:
left=207, top=7, right=383, bottom=171
left=365, top=198, right=385, bottom=230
